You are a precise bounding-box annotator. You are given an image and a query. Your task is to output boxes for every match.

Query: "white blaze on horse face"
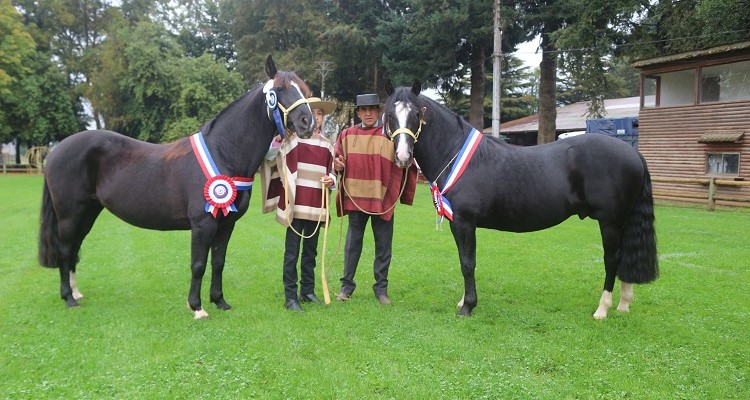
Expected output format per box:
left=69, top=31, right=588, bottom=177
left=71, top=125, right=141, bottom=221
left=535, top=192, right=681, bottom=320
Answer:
left=393, top=101, right=413, bottom=167
left=290, top=82, right=310, bottom=112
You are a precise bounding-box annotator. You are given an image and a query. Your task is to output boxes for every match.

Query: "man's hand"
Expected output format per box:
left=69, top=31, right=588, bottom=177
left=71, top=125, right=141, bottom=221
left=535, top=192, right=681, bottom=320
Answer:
left=320, top=175, right=335, bottom=188
left=334, top=155, right=345, bottom=172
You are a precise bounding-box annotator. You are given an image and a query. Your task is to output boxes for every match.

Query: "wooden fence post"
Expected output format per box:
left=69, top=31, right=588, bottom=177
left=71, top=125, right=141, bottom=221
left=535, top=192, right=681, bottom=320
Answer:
left=708, top=177, right=716, bottom=211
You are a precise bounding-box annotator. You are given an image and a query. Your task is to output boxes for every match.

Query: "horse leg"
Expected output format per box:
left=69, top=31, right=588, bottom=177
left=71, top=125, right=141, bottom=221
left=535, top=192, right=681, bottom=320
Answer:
left=450, top=220, right=477, bottom=317
left=617, top=282, right=634, bottom=313
left=188, top=224, right=215, bottom=319
left=55, top=204, right=102, bottom=307
left=594, top=222, right=622, bottom=319
left=209, top=223, right=235, bottom=311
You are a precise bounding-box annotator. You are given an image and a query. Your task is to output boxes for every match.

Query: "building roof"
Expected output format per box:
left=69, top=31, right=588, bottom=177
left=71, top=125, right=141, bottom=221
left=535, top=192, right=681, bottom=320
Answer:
left=493, top=96, right=640, bottom=134
left=632, top=41, right=750, bottom=69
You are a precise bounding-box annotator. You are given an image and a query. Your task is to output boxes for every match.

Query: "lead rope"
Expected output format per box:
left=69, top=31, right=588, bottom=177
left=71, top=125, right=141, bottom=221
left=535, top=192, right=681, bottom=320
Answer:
left=338, top=161, right=410, bottom=217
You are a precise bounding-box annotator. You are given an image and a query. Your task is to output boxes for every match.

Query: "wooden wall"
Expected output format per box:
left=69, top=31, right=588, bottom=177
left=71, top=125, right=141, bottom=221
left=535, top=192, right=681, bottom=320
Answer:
left=638, top=100, right=750, bottom=207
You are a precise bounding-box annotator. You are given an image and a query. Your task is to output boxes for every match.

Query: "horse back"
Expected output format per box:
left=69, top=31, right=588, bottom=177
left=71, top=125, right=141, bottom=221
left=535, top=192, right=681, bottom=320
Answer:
left=455, top=134, right=645, bottom=232
left=45, top=130, right=202, bottom=229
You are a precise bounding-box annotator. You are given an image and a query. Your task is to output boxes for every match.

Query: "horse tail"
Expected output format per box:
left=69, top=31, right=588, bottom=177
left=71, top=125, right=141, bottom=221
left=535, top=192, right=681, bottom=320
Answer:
left=38, top=179, right=60, bottom=268
left=617, top=153, right=659, bottom=284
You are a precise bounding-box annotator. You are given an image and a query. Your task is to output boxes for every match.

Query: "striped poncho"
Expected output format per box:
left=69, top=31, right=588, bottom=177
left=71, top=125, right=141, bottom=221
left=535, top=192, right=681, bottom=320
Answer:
left=260, top=134, right=336, bottom=227
left=335, top=125, right=418, bottom=221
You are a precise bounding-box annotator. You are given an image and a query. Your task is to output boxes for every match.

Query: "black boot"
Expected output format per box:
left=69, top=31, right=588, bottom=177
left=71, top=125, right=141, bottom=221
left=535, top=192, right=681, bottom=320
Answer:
left=284, top=299, right=303, bottom=312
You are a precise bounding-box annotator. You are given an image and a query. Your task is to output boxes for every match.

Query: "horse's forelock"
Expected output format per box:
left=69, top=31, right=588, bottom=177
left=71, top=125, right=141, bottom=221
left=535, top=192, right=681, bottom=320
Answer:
left=274, top=71, right=311, bottom=97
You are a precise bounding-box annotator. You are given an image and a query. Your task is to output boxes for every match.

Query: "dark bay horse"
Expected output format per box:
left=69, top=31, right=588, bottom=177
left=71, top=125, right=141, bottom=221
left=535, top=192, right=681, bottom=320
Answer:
left=39, top=56, right=314, bottom=319
left=383, top=81, right=658, bottom=319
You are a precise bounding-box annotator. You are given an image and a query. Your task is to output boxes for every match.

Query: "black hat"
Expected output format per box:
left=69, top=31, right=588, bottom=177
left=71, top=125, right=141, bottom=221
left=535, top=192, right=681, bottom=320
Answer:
left=355, top=93, right=381, bottom=108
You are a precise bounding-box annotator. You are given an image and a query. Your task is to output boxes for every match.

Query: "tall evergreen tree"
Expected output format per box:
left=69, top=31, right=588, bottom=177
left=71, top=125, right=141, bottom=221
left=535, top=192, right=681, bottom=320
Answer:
left=379, top=0, right=525, bottom=130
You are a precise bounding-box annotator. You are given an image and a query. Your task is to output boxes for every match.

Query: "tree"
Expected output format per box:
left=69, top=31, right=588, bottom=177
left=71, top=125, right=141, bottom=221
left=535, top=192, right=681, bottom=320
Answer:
left=88, top=17, right=181, bottom=141
left=225, top=0, right=331, bottom=87
left=14, top=0, right=112, bottom=128
left=516, top=0, right=648, bottom=143
left=628, top=0, right=750, bottom=59
left=493, top=55, right=536, bottom=124
left=156, top=0, right=236, bottom=66
left=0, top=0, right=35, bottom=98
left=1, top=1, right=83, bottom=156
left=161, top=53, right=246, bottom=142
left=89, top=11, right=245, bottom=143
left=379, top=0, right=526, bottom=130
left=0, top=0, right=36, bottom=146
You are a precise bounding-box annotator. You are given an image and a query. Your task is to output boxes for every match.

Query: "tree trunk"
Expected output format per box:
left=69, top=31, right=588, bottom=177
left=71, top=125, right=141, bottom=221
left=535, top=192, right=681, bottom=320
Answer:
left=537, top=31, right=557, bottom=144
left=469, top=42, right=486, bottom=131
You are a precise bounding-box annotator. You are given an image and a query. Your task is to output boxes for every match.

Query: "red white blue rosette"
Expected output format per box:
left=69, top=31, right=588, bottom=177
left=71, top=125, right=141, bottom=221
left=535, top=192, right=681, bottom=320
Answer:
left=204, top=175, right=237, bottom=217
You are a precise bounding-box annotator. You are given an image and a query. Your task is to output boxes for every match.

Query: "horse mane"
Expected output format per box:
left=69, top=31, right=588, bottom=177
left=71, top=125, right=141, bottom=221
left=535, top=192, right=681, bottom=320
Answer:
left=161, top=70, right=310, bottom=162
left=162, top=137, right=193, bottom=161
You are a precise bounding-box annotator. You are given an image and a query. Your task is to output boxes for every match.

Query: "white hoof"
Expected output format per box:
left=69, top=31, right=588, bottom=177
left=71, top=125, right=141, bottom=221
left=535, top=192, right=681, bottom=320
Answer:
left=193, top=308, right=209, bottom=319
left=593, top=290, right=612, bottom=320
left=617, top=282, right=633, bottom=313
left=70, top=272, right=83, bottom=300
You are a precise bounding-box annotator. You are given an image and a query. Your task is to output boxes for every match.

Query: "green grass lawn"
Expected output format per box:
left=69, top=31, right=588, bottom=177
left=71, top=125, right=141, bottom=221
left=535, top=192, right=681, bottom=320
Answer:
left=1, top=174, right=748, bottom=399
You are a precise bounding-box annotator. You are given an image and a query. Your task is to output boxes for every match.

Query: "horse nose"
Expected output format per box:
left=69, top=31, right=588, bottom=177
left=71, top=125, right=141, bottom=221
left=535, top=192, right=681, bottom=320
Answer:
left=299, top=114, right=313, bottom=133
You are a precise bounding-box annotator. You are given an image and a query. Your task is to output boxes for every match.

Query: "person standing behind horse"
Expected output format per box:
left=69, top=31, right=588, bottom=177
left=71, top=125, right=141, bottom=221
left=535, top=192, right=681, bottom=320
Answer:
left=261, top=98, right=337, bottom=312
left=333, top=93, right=418, bottom=305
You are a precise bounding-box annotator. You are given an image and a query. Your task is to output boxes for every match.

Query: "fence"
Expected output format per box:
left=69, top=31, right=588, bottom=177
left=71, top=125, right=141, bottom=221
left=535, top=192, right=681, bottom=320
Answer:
left=0, top=146, right=47, bottom=174
left=651, top=176, right=750, bottom=210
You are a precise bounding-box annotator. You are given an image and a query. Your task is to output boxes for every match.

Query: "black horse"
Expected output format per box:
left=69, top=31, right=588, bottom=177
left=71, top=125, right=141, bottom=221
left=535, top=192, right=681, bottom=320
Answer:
left=383, top=81, right=658, bottom=319
left=39, top=56, right=314, bottom=318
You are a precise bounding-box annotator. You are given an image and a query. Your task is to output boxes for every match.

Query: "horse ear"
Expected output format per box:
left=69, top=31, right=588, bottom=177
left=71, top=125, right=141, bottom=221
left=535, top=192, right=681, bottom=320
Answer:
left=411, top=80, right=422, bottom=96
left=265, top=55, right=277, bottom=79
left=385, top=80, right=395, bottom=96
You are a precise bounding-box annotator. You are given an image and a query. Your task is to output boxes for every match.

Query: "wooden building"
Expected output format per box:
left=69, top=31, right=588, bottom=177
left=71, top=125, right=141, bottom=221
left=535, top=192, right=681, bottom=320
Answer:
left=494, top=96, right=641, bottom=145
left=633, top=41, right=750, bottom=208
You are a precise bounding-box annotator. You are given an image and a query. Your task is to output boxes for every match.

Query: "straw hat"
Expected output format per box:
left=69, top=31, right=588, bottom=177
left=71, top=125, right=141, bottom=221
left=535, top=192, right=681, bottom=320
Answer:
left=307, top=97, right=337, bottom=114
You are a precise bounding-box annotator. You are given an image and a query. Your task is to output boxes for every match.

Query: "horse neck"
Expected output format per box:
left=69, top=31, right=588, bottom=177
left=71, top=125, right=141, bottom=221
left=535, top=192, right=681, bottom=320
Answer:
left=414, top=99, right=475, bottom=185
left=201, top=89, right=274, bottom=178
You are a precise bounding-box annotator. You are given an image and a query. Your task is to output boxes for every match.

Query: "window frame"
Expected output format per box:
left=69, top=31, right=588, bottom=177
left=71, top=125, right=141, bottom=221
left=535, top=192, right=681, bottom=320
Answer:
left=705, top=152, right=741, bottom=176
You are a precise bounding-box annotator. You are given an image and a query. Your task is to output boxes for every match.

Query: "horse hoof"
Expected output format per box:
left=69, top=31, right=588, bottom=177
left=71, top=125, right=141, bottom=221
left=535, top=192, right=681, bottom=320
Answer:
left=456, top=307, right=473, bottom=317
left=65, top=298, right=80, bottom=308
left=616, top=304, right=630, bottom=313
left=193, top=308, right=209, bottom=319
left=72, top=291, right=84, bottom=300
left=593, top=311, right=608, bottom=320
left=212, top=299, right=232, bottom=310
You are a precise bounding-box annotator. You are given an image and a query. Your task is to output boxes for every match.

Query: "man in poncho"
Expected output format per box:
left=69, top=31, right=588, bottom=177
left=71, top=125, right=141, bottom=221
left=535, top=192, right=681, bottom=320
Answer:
left=333, top=93, right=418, bottom=305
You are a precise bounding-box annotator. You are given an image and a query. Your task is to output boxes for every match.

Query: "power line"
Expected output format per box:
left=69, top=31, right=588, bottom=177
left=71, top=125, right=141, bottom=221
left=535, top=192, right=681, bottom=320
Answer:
left=314, top=61, right=334, bottom=99
left=510, top=29, right=750, bottom=58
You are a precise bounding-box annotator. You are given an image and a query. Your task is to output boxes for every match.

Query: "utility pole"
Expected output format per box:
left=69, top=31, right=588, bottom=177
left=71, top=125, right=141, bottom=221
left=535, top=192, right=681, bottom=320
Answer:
left=315, top=61, right=334, bottom=99
left=491, top=0, right=503, bottom=138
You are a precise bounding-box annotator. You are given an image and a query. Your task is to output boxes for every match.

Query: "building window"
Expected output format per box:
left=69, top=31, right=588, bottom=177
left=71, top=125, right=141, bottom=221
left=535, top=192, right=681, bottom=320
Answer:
left=700, top=60, right=750, bottom=103
left=706, top=152, right=740, bottom=175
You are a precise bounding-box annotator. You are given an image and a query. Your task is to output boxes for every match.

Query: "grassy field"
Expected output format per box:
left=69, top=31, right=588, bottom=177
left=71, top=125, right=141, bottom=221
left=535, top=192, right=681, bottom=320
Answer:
left=1, top=174, right=748, bottom=399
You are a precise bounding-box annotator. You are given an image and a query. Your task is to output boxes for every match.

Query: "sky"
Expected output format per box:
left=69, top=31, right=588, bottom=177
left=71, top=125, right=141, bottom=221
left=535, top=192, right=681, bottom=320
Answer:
left=515, top=37, right=543, bottom=69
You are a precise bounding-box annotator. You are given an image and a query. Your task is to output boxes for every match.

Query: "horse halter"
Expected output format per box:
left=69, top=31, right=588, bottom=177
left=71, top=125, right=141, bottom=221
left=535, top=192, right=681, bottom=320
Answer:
left=386, top=106, right=427, bottom=143
left=265, top=83, right=309, bottom=138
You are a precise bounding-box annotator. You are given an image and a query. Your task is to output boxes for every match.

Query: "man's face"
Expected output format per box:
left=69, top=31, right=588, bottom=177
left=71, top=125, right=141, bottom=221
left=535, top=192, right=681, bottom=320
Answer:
left=313, top=108, right=325, bottom=132
left=357, top=105, right=381, bottom=128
